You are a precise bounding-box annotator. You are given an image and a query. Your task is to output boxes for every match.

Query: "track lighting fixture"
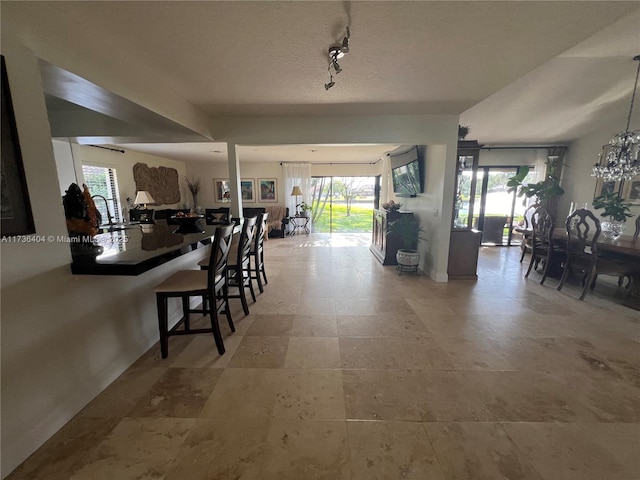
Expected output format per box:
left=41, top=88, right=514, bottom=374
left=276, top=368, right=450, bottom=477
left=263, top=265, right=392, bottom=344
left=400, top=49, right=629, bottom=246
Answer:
left=323, top=26, right=350, bottom=90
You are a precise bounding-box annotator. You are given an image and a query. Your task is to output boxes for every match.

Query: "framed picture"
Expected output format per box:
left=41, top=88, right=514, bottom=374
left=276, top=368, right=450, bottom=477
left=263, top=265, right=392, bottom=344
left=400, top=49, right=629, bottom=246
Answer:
left=622, top=177, right=640, bottom=205
left=240, top=178, right=256, bottom=203
left=1, top=56, right=36, bottom=237
left=593, top=178, right=621, bottom=200
left=214, top=178, right=231, bottom=203
left=258, top=178, right=277, bottom=203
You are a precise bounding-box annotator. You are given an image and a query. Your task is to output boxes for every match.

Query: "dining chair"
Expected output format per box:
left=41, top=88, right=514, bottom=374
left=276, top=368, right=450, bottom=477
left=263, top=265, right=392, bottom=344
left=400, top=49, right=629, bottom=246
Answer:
left=226, top=216, right=258, bottom=315
left=524, top=206, right=558, bottom=285
left=250, top=212, right=269, bottom=293
left=557, top=209, right=630, bottom=300
left=518, top=203, right=539, bottom=262
left=154, top=223, right=235, bottom=358
left=206, top=207, right=231, bottom=225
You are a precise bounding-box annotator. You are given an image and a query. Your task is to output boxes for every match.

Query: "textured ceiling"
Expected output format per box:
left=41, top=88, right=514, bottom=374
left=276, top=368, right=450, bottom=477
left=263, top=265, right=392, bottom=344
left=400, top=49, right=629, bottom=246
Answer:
left=5, top=1, right=640, bottom=163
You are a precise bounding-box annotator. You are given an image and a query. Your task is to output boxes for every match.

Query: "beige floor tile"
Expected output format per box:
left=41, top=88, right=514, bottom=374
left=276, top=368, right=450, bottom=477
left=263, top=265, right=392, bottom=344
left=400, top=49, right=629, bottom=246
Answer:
left=291, top=314, right=338, bottom=337
left=259, top=419, right=350, bottom=480
left=272, top=369, right=346, bottom=420
left=504, top=422, right=640, bottom=480
left=226, top=336, right=289, bottom=368
left=337, top=313, right=430, bottom=337
left=285, top=337, right=341, bottom=368
left=200, top=368, right=286, bottom=419
left=164, top=418, right=269, bottom=480
left=339, top=337, right=399, bottom=369
left=5, top=417, right=120, bottom=480
left=71, top=417, right=194, bottom=480
left=347, top=421, right=445, bottom=480
left=78, top=367, right=166, bottom=417
left=170, top=333, right=243, bottom=368
left=425, top=422, right=544, bottom=480
left=245, top=314, right=295, bottom=336
left=126, top=367, right=223, bottom=418
left=343, top=370, right=492, bottom=422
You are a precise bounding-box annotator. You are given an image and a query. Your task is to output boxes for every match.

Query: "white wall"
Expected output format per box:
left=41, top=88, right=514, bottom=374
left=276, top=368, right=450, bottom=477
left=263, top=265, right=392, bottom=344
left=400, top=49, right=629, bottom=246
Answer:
left=0, top=43, right=206, bottom=477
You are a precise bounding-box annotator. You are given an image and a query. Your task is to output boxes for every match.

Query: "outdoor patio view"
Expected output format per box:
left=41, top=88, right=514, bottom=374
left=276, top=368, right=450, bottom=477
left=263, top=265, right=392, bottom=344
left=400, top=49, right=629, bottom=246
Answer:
left=309, top=176, right=376, bottom=233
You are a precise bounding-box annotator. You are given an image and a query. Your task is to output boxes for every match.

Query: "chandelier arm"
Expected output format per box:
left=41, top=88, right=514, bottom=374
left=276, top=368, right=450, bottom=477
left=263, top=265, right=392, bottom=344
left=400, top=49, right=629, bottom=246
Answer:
left=624, top=56, right=640, bottom=132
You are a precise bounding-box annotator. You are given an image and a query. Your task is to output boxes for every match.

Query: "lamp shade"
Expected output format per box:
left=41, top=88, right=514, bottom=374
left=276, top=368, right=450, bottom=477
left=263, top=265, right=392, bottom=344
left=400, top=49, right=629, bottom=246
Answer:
left=290, top=186, right=303, bottom=196
left=134, top=190, right=154, bottom=205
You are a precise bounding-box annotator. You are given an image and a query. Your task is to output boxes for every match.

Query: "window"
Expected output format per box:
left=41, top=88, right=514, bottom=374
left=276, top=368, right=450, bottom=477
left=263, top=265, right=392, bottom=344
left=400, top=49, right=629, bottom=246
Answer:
left=82, top=165, right=121, bottom=225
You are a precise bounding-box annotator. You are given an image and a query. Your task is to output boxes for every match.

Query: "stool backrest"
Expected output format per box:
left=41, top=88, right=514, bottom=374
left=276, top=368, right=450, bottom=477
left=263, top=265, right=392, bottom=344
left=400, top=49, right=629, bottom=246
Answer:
left=254, top=212, right=269, bottom=254
left=207, top=223, right=234, bottom=291
left=206, top=208, right=231, bottom=225
left=237, top=216, right=258, bottom=270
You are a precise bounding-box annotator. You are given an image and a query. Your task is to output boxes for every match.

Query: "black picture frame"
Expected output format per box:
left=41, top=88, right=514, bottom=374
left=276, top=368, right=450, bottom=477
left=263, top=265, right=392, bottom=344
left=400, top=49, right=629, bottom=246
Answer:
left=1, top=55, right=35, bottom=237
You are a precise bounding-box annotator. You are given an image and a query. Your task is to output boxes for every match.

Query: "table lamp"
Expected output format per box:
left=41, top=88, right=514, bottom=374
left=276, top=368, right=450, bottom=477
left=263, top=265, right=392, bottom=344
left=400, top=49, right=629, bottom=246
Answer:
left=291, top=186, right=303, bottom=215
left=134, top=190, right=155, bottom=209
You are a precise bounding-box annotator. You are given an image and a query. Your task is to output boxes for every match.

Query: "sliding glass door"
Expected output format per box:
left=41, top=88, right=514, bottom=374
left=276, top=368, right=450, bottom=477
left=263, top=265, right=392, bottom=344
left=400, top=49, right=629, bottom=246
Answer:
left=310, top=176, right=376, bottom=233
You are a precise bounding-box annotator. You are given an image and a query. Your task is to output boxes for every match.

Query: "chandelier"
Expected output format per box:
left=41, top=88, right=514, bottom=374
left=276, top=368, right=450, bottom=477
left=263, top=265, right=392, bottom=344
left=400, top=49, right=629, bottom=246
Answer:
left=592, top=55, right=640, bottom=181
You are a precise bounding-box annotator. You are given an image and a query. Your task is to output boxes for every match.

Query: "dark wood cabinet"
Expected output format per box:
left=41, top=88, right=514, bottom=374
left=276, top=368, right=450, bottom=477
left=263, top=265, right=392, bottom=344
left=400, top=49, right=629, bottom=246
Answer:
left=448, top=140, right=483, bottom=279
left=370, top=209, right=414, bottom=265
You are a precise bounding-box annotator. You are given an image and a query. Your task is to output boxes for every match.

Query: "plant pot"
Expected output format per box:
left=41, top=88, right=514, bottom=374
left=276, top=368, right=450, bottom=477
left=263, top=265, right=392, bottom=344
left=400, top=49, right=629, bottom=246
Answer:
left=396, top=249, right=419, bottom=266
left=601, top=218, right=625, bottom=240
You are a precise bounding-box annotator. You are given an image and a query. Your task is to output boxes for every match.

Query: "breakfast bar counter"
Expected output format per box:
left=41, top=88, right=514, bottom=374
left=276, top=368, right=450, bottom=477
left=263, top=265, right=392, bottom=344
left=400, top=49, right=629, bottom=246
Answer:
left=70, top=220, right=223, bottom=276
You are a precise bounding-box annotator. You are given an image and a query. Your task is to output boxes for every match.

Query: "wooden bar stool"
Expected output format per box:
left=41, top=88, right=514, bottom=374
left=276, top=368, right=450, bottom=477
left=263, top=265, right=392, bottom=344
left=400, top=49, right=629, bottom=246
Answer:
left=154, top=224, right=234, bottom=358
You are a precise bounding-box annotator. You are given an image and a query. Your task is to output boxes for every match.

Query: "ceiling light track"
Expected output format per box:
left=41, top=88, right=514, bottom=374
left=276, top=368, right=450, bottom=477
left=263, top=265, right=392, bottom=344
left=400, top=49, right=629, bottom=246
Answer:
left=324, top=26, right=350, bottom=91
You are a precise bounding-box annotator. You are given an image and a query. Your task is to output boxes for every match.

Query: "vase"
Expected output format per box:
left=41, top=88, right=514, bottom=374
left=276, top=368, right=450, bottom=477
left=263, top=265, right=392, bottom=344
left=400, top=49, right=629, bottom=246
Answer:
left=601, top=218, right=625, bottom=240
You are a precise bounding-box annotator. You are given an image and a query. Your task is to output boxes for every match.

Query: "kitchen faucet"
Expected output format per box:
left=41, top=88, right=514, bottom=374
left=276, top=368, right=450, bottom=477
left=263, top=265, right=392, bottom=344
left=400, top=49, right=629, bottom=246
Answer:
left=91, top=195, right=114, bottom=227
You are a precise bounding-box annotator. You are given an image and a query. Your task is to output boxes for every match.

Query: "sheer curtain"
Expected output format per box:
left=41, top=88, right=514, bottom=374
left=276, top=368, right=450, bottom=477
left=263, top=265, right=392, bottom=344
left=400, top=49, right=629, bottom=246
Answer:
left=380, top=154, right=392, bottom=204
left=282, top=163, right=312, bottom=222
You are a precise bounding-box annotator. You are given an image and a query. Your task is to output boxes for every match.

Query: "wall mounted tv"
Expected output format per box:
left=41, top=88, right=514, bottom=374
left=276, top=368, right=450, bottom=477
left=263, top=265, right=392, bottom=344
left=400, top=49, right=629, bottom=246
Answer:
left=390, top=146, right=422, bottom=197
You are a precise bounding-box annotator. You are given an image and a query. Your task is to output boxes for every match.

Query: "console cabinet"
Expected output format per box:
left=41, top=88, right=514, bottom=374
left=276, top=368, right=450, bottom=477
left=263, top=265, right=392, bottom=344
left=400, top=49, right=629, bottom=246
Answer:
left=370, top=209, right=414, bottom=265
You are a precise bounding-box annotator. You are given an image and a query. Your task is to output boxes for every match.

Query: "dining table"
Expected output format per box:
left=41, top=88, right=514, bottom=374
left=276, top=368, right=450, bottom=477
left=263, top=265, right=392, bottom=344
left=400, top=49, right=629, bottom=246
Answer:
left=552, top=228, right=640, bottom=310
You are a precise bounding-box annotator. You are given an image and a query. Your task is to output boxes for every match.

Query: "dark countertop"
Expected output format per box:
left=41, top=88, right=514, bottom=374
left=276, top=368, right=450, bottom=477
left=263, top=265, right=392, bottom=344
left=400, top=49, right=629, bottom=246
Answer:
left=70, top=220, right=231, bottom=276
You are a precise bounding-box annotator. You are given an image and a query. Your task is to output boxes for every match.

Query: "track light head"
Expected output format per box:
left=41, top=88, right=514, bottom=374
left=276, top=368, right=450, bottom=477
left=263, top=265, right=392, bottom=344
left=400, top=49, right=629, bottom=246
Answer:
left=324, top=81, right=335, bottom=90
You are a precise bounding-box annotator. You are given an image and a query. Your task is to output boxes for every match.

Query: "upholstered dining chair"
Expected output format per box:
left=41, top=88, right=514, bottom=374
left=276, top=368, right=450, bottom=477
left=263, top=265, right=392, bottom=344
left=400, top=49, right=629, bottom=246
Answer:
left=226, top=216, right=258, bottom=315
left=154, top=223, right=235, bottom=358
left=524, top=206, right=558, bottom=285
left=557, top=209, right=630, bottom=300
left=250, top=212, right=269, bottom=293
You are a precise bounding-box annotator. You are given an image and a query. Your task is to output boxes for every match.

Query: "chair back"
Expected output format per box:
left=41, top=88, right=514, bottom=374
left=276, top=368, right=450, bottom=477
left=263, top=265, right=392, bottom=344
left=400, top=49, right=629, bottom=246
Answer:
left=634, top=214, right=640, bottom=238
left=236, top=216, right=258, bottom=269
left=522, top=203, right=539, bottom=230
left=565, top=208, right=601, bottom=257
left=254, top=212, right=269, bottom=254
left=206, top=224, right=234, bottom=291
left=530, top=206, right=553, bottom=250
left=206, top=208, right=231, bottom=225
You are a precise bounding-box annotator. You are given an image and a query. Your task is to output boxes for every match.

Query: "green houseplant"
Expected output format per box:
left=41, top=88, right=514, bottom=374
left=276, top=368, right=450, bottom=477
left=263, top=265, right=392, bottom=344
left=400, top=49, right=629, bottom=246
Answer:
left=386, top=215, right=420, bottom=271
left=298, top=201, right=312, bottom=217
left=506, top=165, right=564, bottom=204
left=592, top=192, right=632, bottom=239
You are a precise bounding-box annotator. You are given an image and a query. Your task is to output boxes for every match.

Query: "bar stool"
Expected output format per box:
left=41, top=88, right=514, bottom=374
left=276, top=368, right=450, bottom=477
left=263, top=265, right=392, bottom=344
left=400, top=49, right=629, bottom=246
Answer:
left=227, top=216, right=258, bottom=314
left=250, top=212, right=269, bottom=293
left=154, top=224, right=234, bottom=358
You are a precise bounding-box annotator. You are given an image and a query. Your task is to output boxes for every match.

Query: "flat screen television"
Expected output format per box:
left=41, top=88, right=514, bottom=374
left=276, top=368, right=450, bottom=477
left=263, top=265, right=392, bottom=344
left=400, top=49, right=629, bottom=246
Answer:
left=390, top=146, right=422, bottom=197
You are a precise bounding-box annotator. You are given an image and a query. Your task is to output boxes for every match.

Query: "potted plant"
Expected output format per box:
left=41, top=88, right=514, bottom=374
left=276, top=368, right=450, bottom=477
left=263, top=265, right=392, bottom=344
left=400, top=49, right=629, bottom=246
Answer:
left=592, top=192, right=633, bottom=239
left=458, top=125, right=470, bottom=140
left=507, top=165, right=565, bottom=204
left=386, top=215, right=420, bottom=272
left=299, top=201, right=312, bottom=217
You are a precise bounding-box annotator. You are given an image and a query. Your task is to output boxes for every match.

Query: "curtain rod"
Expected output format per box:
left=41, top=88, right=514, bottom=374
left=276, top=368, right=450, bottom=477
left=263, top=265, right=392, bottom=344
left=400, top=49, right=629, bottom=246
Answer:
left=481, top=145, right=566, bottom=150
left=89, top=144, right=126, bottom=154
left=280, top=160, right=381, bottom=165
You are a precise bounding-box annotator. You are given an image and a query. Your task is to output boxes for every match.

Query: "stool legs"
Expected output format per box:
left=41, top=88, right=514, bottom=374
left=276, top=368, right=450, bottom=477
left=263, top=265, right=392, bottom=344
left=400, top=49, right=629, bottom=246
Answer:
left=156, top=293, right=169, bottom=359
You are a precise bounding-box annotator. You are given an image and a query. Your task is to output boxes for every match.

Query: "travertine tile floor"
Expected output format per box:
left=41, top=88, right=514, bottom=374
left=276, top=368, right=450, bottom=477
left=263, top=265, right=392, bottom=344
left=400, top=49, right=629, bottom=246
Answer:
left=9, top=234, right=640, bottom=479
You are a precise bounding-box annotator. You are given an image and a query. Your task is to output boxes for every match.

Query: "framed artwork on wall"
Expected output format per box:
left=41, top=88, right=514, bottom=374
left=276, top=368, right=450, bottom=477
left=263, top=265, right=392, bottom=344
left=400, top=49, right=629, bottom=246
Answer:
left=622, top=177, right=640, bottom=205
left=593, top=178, right=621, bottom=200
left=214, top=179, right=231, bottom=203
left=258, top=178, right=277, bottom=203
left=241, top=178, right=256, bottom=203
left=1, top=55, right=36, bottom=237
